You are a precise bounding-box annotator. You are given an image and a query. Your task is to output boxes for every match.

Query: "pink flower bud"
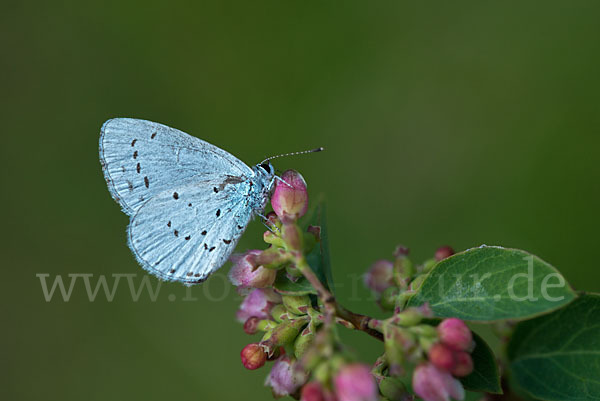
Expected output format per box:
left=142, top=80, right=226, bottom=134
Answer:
left=450, top=351, right=473, bottom=377
left=241, top=343, right=267, bottom=370
left=393, top=245, right=410, bottom=258
left=428, top=343, right=456, bottom=372
left=301, top=381, right=327, bottom=401
left=236, top=288, right=282, bottom=322
left=266, top=355, right=307, bottom=397
left=243, top=316, right=260, bottom=335
left=364, top=260, right=394, bottom=293
left=412, top=363, right=465, bottom=401
left=229, top=250, right=277, bottom=289
left=271, top=170, right=309, bottom=222
left=435, top=246, right=455, bottom=261
left=437, top=318, right=474, bottom=352
left=334, top=363, right=378, bottom=401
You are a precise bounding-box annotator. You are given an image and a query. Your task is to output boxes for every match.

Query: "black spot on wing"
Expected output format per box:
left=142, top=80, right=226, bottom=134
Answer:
left=223, top=239, right=232, bottom=244
left=185, top=235, right=191, bottom=240
left=173, top=192, right=179, bottom=199
left=133, top=151, right=138, bottom=159
left=203, top=244, right=208, bottom=250
left=174, top=230, right=179, bottom=237
left=151, top=132, right=157, bottom=139
left=136, top=163, right=141, bottom=173
left=131, top=139, right=137, bottom=147
left=237, top=225, right=243, bottom=230
left=213, top=187, right=218, bottom=193
left=144, top=176, right=149, bottom=188
left=127, top=181, right=133, bottom=192
left=216, top=209, right=221, bottom=217
left=167, top=221, right=171, bottom=227
left=201, top=230, right=207, bottom=235
left=188, top=203, right=192, bottom=207
left=209, top=246, right=216, bottom=252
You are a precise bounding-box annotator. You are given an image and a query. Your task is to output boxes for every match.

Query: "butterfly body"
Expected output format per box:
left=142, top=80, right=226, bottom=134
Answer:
left=99, top=118, right=275, bottom=284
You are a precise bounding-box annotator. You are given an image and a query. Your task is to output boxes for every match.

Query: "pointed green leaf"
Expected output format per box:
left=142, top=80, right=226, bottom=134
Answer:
left=507, top=293, right=600, bottom=401
left=407, top=246, right=576, bottom=321
left=460, top=332, right=502, bottom=394
left=301, top=198, right=334, bottom=293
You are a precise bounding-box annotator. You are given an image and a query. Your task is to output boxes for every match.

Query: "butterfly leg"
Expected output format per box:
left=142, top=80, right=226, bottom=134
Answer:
left=274, top=175, right=293, bottom=188
left=256, top=212, right=281, bottom=234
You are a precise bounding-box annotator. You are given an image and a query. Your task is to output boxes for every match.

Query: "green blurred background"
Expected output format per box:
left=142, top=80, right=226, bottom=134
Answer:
left=4, top=1, right=600, bottom=400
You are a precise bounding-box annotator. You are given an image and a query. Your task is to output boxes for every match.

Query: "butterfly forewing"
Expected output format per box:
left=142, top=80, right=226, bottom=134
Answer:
left=100, top=118, right=252, bottom=216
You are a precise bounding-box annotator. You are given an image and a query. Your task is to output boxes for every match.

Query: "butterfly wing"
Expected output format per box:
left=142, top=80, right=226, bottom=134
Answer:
left=127, top=178, right=253, bottom=284
left=99, top=118, right=252, bottom=216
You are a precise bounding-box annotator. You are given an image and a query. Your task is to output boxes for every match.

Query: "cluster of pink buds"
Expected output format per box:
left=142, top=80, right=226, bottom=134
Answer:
left=231, top=170, right=316, bottom=397
left=361, top=246, right=474, bottom=401
left=234, top=170, right=476, bottom=401
left=412, top=318, right=475, bottom=401
left=364, top=246, right=455, bottom=311
left=298, top=362, right=379, bottom=401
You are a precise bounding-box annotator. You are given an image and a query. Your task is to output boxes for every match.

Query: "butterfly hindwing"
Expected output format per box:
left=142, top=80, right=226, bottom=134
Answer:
left=127, top=178, right=253, bottom=283
left=100, top=118, right=252, bottom=216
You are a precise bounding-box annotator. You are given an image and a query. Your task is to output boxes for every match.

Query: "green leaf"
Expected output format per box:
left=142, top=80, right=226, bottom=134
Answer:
left=273, top=273, right=316, bottom=296
left=507, top=293, right=600, bottom=401
left=407, top=246, right=576, bottom=321
left=464, top=390, right=488, bottom=401
left=460, top=332, right=502, bottom=394
left=301, top=198, right=335, bottom=293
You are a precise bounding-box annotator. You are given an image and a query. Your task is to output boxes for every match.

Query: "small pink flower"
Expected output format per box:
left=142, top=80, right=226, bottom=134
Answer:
left=334, top=363, right=378, bottom=401
left=271, top=170, right=309, bottom=222
left=435, top=246, right=455, bottom=261
left=428, top=343, right=456, bottom=372
left=437, top=318, right=474, bottom=352
left=266, top=355, right=307, bottom=397
left=236, top=288, right=281, bottom=322
left=364, top=260, right=394, bottom=293
left=241, top=343, right=267, bottom=370
left=412, top=363, right=465, bottom=401
left=229, top=250, right=277, bottom=289
left=451, top=351, right=473, bottom=378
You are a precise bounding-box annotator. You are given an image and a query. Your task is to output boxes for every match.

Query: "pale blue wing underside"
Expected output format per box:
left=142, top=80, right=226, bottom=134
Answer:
left=99, top=118, right=252, bottom=216
left=128, top=179, right=253, bottom=283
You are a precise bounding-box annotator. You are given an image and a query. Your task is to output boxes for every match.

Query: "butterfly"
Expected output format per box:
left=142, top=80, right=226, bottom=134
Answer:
left=99, top=118, right=277, bottom=284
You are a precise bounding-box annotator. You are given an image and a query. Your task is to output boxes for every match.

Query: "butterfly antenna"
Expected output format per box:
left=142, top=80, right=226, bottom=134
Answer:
left=260, top=147, right=324, bottom=164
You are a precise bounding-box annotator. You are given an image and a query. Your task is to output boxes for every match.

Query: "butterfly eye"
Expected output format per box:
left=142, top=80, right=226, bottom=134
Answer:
left=260, top=162, right=271, bottom=173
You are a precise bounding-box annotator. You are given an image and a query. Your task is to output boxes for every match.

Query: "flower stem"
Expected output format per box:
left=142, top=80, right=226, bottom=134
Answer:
left=296, top=255, right=383, bottom=342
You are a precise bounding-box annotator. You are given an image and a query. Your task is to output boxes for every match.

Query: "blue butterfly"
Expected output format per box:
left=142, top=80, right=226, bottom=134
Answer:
left=99, top=118, right=277, bottom=284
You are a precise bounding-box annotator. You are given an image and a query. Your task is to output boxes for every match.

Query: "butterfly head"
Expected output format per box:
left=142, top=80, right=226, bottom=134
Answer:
left=252, top=161, right=276, bottom=189
left=257, top=161, right=275, bottom=176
